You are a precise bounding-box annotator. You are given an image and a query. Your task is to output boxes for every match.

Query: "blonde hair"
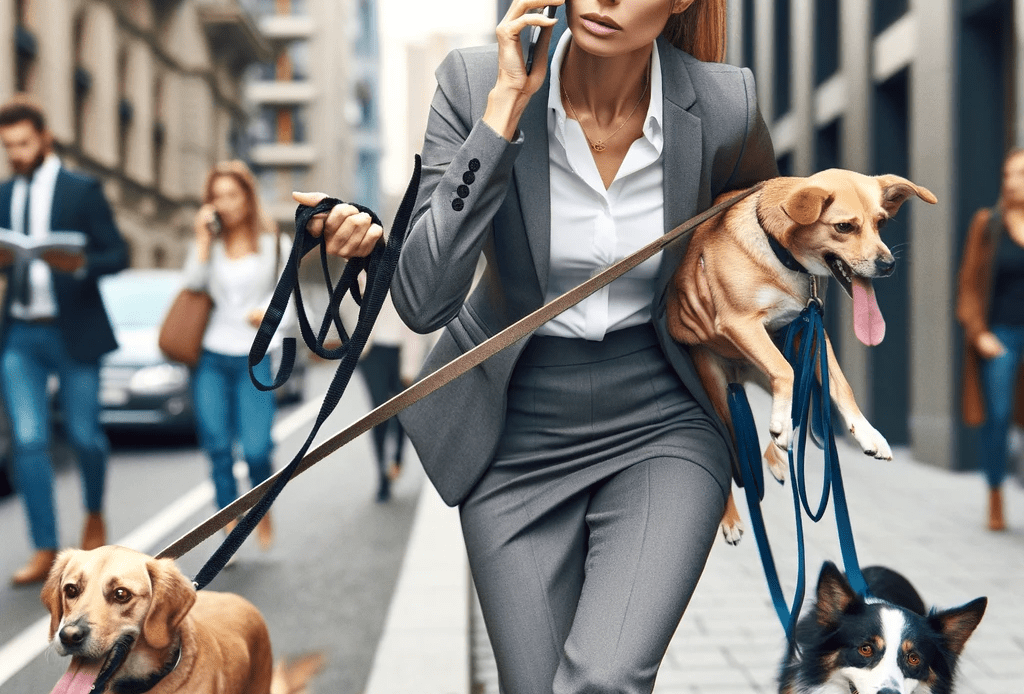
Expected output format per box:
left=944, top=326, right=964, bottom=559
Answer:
left=202, top=160, right=275, bottom=240
left=662, top=0, right=727, bottom=63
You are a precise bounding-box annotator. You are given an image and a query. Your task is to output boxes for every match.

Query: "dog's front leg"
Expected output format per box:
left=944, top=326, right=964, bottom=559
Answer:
left=819, top=333, right=892, bottom=460
left=719, top=320, right=796, bottom=458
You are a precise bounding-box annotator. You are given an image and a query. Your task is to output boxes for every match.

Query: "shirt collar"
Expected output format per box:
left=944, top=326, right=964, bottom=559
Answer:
left=548, top=30, right=664, bottom=151
left=19, top=152, right=61, bottom=186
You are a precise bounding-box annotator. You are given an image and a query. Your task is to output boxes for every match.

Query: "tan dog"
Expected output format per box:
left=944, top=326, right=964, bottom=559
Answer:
left=42, top=545, right=273, bottom=694
left=668, top=169, right=937, bottom=542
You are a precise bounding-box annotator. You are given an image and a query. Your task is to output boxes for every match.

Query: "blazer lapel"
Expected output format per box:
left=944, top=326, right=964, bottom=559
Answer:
left=656, top=38, right=702, bottom=299
left=50, top=169, right=68, bottom=230
left=0, top=181, right=13, bottom=230
left=513, top=75, right=553, bottom=295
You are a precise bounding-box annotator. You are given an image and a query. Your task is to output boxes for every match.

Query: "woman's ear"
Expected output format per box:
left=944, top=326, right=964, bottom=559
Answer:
left=142, top=558, right=197, bottom=650
left=671, top=0, right=697, bottom=14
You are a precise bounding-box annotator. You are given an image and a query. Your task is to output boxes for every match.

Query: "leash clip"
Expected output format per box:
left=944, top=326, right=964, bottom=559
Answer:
left=806, top=276, right=823, bottom=309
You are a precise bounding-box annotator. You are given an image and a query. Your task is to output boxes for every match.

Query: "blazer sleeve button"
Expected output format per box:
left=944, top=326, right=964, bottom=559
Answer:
left=462, top=171, right=476, bottom=185
left=452, top=198, right=465, bottom=212
left=468, top=158, right=481, bottom=172
left=457, top=184, right=470, bottom=198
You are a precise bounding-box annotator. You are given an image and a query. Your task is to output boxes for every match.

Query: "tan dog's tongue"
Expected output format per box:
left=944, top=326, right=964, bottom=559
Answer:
left=49, top=657, right=104, bottom=694
left=852, top=277, right=885, bottom=346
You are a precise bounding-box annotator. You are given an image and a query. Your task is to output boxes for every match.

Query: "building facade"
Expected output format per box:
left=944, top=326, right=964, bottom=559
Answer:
left=244, top=0, right=381, bottom=227
left=0, top=0, right=269, bottom=268
left=732, top=0, right=1017, bottom=472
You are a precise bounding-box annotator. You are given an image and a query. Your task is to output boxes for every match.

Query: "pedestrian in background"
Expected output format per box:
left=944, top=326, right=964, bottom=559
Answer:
left=957, top=147, right=1024, bottom=532
left=183, top=160, right=291, bottom=549
left=295, top=0, right=777, bottom=690
left=0, top=95, right=129, bottom=585
left=358, top=291, right=432, bottom=503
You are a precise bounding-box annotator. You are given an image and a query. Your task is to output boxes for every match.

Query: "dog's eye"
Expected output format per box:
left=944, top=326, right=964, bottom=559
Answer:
left=834, top=222, right=856, bottom=233
left=876, top=218, right=889, bottom=230
left=112, top=588, right=132, bottom=604
left=907, top=652, right=920, bottom=666
left=858, top=644, right=874, bottom=657
left=63, top=584, right=79, bottom=599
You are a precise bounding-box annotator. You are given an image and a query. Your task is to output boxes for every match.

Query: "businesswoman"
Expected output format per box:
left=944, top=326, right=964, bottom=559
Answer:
left=296, top=0, right=777, bottom=691
left=183, top=161, right=290, bottom=549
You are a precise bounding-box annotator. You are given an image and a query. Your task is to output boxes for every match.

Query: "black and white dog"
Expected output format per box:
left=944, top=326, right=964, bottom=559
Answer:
left=779, top=562, right=987, bottom=694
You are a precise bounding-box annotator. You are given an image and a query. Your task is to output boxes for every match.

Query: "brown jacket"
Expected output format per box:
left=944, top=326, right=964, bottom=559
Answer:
left=955, top=206, right=1024, bottom=426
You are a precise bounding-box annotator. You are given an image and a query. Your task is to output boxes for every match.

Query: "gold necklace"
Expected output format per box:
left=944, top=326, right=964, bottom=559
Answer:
left=561, top=63, right=650, bottom=153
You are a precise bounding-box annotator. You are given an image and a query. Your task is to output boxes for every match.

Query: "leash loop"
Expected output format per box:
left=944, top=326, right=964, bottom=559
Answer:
left=730, top=297, right=869, bottom=642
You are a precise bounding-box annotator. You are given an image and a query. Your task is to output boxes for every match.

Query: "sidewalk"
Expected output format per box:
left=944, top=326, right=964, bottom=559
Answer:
left=367, top=386, right=1024, bottom=694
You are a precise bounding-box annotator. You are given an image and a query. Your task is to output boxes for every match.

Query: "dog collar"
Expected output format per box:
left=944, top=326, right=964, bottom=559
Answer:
left=110, top=646, right=182, bottom=694
left=765, top=232, right=811, bottom=274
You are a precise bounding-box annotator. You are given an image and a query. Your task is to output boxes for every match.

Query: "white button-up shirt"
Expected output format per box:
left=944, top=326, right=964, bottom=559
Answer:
left=535, top=30, right=665, bottom=341
left=9, top=153, right=61, bottom=319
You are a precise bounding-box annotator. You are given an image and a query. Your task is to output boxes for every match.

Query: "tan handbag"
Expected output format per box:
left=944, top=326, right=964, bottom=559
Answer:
left=158, top=288, right=213, bottom=367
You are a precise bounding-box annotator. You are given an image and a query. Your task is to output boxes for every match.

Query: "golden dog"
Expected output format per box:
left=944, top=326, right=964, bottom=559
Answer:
left=42, top=545, right=273, bottom=694
left=668, top=169, right=937, bottom=542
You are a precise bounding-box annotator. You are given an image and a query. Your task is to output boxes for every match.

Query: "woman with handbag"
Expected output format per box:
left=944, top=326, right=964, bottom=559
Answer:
left=181, top=160, right=292, bottom=549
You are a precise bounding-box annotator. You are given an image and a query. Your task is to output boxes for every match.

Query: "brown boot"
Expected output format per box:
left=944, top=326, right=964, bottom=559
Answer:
left=81, top=513, right=106, bottom=550
left=256, top=513, right=273, bottom=551
left=988, top=487, right=1007, bottom=531
left=11, top=549, right=57, bottom=586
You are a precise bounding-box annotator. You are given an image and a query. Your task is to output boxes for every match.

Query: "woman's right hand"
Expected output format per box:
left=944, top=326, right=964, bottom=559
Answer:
left=484, top=0, right=563, bottom=140
left=291, top=192, right=383, bottom=259
left=976, top=331, right=1007, bottom=359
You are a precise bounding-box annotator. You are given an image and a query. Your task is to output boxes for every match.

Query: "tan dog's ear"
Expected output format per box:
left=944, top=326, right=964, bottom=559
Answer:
left=142, top=558, right=196, bottom=649
left=876, top=175, right=938, bottom=216
left=40, top=550, right=76, bottom=640
left=781, top=183, right=833, bottom=226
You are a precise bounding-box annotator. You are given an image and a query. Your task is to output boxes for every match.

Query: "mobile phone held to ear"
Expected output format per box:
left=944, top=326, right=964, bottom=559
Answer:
left=524, top=5, right=558, bottom=75
left=207, top=211, right=223, bottom=236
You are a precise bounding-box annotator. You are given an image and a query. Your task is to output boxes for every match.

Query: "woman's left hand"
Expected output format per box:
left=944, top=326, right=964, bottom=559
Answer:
left=291, top=192, right=384, bottom=259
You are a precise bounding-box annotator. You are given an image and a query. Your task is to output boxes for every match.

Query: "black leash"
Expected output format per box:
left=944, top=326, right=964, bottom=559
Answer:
left=158, top=156, right=421, bottom=589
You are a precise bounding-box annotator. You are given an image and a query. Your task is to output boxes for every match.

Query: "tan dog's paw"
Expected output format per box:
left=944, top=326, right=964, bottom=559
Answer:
left=763, top=442, right=787, bottom=483
left=768, top=410, right=794, bottom=452
left=720, top=518, right=744, bottom=545
left=849, top=418, right=893, bottom=460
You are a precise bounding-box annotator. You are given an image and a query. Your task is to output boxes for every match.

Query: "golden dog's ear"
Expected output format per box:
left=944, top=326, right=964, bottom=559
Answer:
left=876, top=175, right=938, bottom=216
left=40, top=550, right=76, bottom=640
left=142, top=558, right=196, bottom=650
left=781, top=183, right=833, bottom=226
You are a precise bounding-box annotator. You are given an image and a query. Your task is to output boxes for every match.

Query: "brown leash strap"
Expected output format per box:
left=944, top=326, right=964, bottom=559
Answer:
left=157, top=182, right=763, bottom=560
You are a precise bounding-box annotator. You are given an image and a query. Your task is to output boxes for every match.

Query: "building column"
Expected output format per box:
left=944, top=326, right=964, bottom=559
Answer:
left=792, top=0, right=814, bottom=175
left=80, top=3, right=118, bottom=170
left=33, top=0, right=74, bottom=143
left=909, top=0, right=957, bottom=468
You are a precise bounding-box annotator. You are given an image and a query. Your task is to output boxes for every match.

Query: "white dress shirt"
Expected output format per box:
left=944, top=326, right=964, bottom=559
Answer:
left=535, top=30, right=665, bottom=341
left=9, top=153, right=62, bottom=319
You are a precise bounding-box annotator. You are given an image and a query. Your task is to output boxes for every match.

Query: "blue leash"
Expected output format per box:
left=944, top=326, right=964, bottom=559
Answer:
left=727, top=297, right=869, bottom=641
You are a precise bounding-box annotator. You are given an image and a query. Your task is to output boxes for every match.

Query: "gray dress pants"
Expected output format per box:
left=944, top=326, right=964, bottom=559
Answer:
left=460, top=323, right=731, bottom=694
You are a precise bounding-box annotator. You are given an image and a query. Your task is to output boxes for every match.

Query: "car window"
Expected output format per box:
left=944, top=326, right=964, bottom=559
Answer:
left=100, top=274, right=181, bottom=329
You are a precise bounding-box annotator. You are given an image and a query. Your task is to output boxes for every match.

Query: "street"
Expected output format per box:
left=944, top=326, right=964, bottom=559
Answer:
left=0, top=362, right=424, bottom=694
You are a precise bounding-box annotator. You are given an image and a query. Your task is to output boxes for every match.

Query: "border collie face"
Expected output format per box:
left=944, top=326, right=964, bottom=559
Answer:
left=780, top=563, right=987, bottom=694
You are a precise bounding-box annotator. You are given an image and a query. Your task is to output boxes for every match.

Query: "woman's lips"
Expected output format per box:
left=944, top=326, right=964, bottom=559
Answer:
left=579, top=16, right=620, bottom=36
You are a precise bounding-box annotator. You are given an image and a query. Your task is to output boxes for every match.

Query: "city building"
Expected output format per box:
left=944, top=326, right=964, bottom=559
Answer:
left=243, top=0, right=381, bottom=226
left=0, top=0, right=270, bottom=268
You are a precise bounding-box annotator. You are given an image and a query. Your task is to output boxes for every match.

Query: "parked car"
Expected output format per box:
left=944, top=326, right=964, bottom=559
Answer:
left=97, top=269, right=305, bottom=434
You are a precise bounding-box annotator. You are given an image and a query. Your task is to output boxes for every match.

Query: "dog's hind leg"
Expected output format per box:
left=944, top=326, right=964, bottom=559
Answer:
left=692, top=347, right=745, bottom=545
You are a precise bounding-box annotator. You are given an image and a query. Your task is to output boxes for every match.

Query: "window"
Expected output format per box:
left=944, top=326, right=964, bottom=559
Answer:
left=773, top=0, right=792, bottom=119
left=741, top=0, right=755, bottom=69
left=872, top=0, right=908, bottom=36
left=15, top=0, right=37, bottom=92
left=73, top=11, right=91, bottom=146
left=814, top=0, right=839, bottom=85
left=253, top=105, right=309, bottom=144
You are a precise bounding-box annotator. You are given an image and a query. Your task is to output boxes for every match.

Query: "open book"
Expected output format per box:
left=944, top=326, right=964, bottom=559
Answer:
left=0, top=228, right=87, bottom=261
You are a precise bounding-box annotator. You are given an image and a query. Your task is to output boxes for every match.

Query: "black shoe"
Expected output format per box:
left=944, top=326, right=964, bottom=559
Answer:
left=376, top=481, right=391, bottom=503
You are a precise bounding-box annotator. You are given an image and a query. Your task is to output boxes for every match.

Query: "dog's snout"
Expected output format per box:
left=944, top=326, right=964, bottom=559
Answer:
left=59, top=621, right=90, bottom=648
left=874, top=255, right=896, bottom=276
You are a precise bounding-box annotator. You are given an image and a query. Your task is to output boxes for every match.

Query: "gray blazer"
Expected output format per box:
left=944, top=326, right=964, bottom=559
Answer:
left=393, top=36, right=778, bottom=507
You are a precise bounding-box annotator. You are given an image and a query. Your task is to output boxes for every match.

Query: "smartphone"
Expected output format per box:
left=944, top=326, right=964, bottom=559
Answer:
left=207, top=211, right=223, bottom=236
left=524, top=5, right=558, bottom=75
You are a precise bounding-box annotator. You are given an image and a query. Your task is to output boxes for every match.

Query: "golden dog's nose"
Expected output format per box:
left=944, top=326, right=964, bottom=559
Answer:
left=59, top=621, right=89, bottom=647
left=875, top=256, right=896, bottom=276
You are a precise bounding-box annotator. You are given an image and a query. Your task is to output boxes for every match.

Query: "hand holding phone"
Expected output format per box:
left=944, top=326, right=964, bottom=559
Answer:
left=207, top=211, right=223, bottom=236
left=525, top=5, right=558, bottom=75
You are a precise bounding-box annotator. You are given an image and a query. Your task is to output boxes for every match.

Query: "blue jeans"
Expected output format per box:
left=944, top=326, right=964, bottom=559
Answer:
left=0, top=321, right=108, bottom=550
left=978, top=324, right=1024, bottom=489
left=193, top=350, right=275, bottom=509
